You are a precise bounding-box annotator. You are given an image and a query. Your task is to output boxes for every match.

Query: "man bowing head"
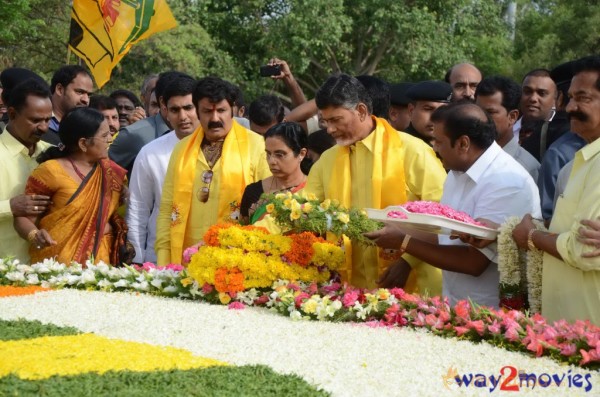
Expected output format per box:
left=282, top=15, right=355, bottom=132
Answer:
left=305, top=74, right=447, bottom=294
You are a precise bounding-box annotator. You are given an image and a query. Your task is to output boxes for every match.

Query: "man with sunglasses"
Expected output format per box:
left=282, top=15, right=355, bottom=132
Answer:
left=155, top=77, right=271, bottom=265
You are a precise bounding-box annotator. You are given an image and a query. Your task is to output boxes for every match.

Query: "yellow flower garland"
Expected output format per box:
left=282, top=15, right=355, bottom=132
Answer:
left=188, top=225, right=344, bottom=292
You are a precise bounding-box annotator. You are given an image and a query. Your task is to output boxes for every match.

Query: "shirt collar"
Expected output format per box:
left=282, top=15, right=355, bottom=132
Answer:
left=579, top=135, right=600, bottom=161
left=464, top=141, right=503, bottom=183
left=0, top=126, right=43, bottom=157
left=352, top=116, right=381, bottom=154
left=502, top=136, right=519, bottom=157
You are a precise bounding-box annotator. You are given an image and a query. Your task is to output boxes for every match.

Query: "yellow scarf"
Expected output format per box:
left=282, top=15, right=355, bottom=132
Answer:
left=328, top=116, right=408, bottom=281
left=170, top=121, right=249, bottom=262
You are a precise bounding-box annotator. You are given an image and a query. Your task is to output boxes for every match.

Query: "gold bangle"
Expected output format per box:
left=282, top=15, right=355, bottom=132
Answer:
left=527, top=228, right=537, bottom=251
left=27, top=229, right=39, bottom=243
left=399, top=234, right=411, bottom=253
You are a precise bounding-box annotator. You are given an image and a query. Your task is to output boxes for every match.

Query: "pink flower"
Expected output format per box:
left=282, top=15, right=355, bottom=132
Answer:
left=287, top=283, right=301, bottom=291
left=165, top=263, right=184, bottom=272
left=342, top=290, right=359, bottom=308
left=412, top=312, right=426, bottom=327
left=182, top=244, right=200, bottom=265
left=505, top=326, right=521, bottom=342
left=560, top=343, right=577, bottom=356
left=466, top=320, right=486, bottom=336
left=254, top=295, right=269, bottom=305
left=454, top=326, right=470, bottom=336
left=454, top=300, right=471, bottom=322
left=201, top=283, right=214, bottom=294
left=294, top=292, right=310, bottom=308
left=488, top=320, right=502, bottom=335
left=228, top=302, right=245, bottom=310
left=425, top=314, right=444, bottom=330
left=322, top=283, right=342, bottom=294
left=307, top=282, right=318, bottom=295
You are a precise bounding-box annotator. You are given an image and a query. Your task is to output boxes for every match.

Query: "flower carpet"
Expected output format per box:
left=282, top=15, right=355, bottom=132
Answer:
left=1, top=284, right=599, bottom=396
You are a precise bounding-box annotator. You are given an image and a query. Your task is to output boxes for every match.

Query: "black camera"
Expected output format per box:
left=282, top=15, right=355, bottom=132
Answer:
left=260, top=64, right=281, bottom=77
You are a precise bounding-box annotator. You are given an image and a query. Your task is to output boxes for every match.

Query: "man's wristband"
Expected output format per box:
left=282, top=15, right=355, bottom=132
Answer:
left=399, top=234, right=411, bottom=253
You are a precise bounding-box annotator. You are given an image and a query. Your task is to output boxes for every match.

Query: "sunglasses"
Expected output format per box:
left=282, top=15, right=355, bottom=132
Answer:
left=197, top=170, right=214, bottom=203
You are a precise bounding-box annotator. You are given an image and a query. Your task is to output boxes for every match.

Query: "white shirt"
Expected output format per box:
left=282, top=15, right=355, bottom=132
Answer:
left=439, top=142, right=541, bottom=308
left=126, top=131, right=179, bottom=263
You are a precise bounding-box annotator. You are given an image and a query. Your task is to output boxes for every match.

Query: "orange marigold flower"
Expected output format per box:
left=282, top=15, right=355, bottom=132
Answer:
left=203, top=224, right=233, bottom=246
left=283, top=232, right=323, bottom=267
left=213, top=267, right=245, bottom=293
left=0, top=285, right=51, bottom=298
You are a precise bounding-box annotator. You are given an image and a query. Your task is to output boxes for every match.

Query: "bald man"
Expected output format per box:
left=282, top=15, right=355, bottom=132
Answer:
left=446, top=63, right=482, bottom=102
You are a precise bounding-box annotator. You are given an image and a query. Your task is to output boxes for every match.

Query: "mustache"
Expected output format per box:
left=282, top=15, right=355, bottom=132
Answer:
left=568, top=111, right=589, bottom=122
left=208, top=121, right=224, bottom=129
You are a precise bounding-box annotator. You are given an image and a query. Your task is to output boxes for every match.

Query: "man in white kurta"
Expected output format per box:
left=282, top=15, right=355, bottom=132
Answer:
left=126, top=77, right=198, bottom=263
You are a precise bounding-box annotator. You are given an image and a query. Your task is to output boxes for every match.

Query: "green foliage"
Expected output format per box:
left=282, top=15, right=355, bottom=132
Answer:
left=0, top=0, right=595, bottom=101
left=100, top=24, right=239, bottom=94
left=0, top=366, right=330, bottom=397
left=0, top=318, right=80, bottom=341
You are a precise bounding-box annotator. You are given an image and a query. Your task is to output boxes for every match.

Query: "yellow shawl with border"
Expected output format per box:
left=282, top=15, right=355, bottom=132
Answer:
left=328, top=117, right=407, bottom=282
left=169, top=121, right=250, bottom=263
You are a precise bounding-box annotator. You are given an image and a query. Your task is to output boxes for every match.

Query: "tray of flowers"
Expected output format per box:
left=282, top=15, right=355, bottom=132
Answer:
left=366, top=201, right=498, bottom=240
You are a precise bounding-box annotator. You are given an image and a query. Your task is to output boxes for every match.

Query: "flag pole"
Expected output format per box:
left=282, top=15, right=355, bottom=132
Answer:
left=66, top=47, right=72, bottom=65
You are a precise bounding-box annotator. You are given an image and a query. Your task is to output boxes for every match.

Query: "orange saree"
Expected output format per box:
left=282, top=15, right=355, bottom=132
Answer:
left=26, top=159, right=126, bottom=265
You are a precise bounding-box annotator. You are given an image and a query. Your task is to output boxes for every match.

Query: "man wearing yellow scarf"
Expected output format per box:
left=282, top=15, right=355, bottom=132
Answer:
left=155, top=77, right=271, bottom=265
left=304, top=74, right=447, bottom=295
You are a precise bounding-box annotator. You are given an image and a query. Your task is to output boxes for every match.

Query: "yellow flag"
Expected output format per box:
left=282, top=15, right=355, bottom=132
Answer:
left=68, top=0, right=177, bottom=88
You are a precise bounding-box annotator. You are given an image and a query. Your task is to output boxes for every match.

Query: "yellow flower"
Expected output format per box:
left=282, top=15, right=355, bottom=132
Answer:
left=180, top=277, right=194, bottom=287
left=302, top=202, right=313, bottom=213
left=302, top=299, right=318, bottom=314
left=266, top=203, right=275, bottom=213
left=320, top=199, right=331, bottom=211
left=377, top=288, right=390, bottom=301
left=218, top=292, right=231, bottom=304
left=275, top=193, right=286, bottom=200
left=284, top=199, right=292, bottom=208
left=337, top=212, right=350, bottom=224
left=307, top=193, right=317, bottom=201
left=290, top=209, right=302, bottom=221
left=331, top=199, right=340, bottom=207
left=0, top=334, right=225, bottom=380
left=290, top=199, right=302, bottom=212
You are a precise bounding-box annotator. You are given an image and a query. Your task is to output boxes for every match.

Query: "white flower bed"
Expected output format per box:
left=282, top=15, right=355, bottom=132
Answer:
left=1, top=290, right=598, bottom=396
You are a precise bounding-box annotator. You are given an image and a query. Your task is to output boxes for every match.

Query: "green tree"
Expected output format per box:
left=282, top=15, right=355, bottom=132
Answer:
left=513, top=0, right=600, bottom=79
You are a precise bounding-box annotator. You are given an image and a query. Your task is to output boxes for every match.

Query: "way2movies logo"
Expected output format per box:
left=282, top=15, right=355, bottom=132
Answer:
left=442, top=365, right=593, bottom=392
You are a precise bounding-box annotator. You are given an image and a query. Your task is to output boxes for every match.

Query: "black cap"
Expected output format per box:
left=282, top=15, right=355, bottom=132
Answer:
left=406, top=80, right=452, bottom=103
left=0, top=68, right=46, bottom=103
left=550, top=60, right=576, bottom=87
left=389, top=82, right=414, bottom=106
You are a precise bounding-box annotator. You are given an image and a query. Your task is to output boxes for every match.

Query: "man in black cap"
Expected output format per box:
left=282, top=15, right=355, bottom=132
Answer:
left=537, top=60, right=586, bottom=223
left=388, top=82, right=414, bottom=131
left=405, top=80, right=452, bottom=145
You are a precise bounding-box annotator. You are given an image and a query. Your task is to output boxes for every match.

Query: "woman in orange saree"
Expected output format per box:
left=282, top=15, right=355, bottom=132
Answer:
left=14, top=108, right=127, bottom=265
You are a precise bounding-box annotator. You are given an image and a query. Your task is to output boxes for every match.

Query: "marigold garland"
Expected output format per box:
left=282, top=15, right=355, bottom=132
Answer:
left=0, top=285, right=50, bottom=298
left=187, top=224, right=343, bottom=293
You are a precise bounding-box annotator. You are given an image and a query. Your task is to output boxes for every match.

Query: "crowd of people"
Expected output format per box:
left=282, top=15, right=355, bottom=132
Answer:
left=0, top=55, right=599, bottom=325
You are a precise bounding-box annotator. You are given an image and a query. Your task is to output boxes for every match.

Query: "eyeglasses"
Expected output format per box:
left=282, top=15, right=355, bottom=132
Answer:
left=197, top=170, right=214, bottom=203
